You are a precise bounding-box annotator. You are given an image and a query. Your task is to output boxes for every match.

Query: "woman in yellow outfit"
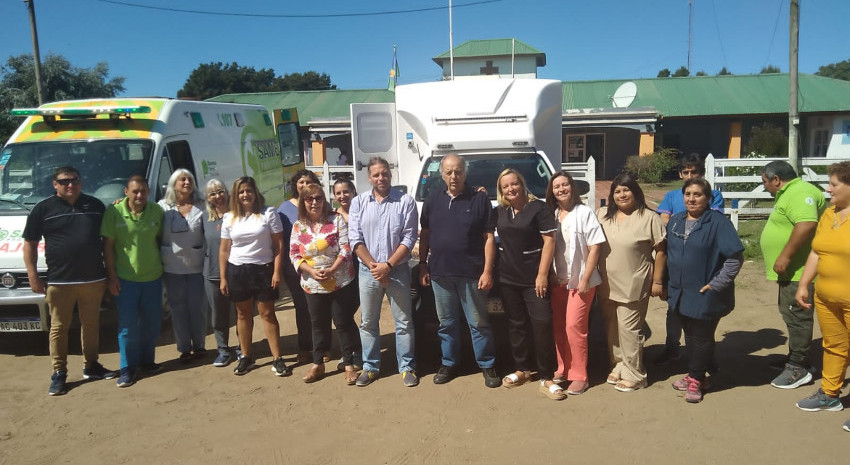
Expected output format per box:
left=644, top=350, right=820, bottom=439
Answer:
left=795, top=161, right=850, bottom=432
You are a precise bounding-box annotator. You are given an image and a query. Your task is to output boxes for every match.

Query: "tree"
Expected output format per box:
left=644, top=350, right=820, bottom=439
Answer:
left=0, top=53, right=125, bottom=144
left=695, top=70, right=707, bottom=76
left=657, top=68, right=671, bottom=78
left=815, top=58, right=850, bottom=81
left=177, top=62, right=336, bottom=100
left=760, top=65, right=781, bottom=74
left=717, top=67, right=733, bottom=75
left=744, top=123, right=787, bottom=157
left=672, top=66, right=690, bottom=77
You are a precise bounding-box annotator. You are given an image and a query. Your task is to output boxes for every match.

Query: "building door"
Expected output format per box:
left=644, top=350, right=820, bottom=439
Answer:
left=586, top=134, right=605, bottom=178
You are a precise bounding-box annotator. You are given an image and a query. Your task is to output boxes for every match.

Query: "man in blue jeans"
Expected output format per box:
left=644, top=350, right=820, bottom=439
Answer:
left=349, top=157, right=419, bottom=387
left=101, top=176, right=165, bottom=388
left=655, top=153, right=724, bottom=365
left=418, top=154, right=500, bottom=388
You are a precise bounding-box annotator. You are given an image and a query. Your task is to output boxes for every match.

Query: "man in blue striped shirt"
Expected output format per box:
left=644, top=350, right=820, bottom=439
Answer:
left=349, top=157, right=419, bottom=387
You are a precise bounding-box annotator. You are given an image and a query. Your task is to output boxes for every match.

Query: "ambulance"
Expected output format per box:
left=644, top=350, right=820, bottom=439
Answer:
left=0, top=98, right=297, bottom=332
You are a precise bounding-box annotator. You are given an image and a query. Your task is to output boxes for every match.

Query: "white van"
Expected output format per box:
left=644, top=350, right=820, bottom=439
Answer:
left=0, top=98, right=288, bottom=332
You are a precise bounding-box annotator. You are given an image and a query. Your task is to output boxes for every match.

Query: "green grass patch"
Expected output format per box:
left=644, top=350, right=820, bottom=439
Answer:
left=737, top=219, right=766, bottom=262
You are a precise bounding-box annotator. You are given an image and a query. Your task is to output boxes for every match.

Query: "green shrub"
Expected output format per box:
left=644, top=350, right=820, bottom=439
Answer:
left=624, top=147, right=679, bottom=184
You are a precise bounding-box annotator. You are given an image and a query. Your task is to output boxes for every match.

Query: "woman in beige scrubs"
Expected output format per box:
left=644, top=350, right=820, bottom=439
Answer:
left=596, top=172, right=667, bottom=392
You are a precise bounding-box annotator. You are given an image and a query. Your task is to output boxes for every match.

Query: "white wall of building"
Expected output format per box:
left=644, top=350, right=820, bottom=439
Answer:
left=826, top=113, right=850, bottom=158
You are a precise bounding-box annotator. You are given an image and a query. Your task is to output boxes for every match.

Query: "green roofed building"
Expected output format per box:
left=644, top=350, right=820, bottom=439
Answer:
left=210, top=39, right=850, bottom=179
left=561, top=73, right=850, bottom=177
left=432, top=38, right=546, bottom=79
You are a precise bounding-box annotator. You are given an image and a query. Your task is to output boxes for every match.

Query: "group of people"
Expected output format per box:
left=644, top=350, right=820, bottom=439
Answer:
left=23, top=154, right=850, bottom=430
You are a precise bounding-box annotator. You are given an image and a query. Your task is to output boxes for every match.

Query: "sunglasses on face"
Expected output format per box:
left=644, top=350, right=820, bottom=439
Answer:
left=56, top=178, right=81, bottom=186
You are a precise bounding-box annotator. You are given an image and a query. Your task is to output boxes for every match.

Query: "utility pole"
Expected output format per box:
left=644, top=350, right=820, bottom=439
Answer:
left=24, top=0, right=45, bottom=105
left=788, top=0, right=800, bottom=167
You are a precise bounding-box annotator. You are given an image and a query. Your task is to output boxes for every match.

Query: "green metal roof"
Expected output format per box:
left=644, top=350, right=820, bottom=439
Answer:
left=433, top=38, right=546, bottom=66
left=206, top=74, right=850, bottom=127
left=562, top=73, right=850, bottom=117
left=207, top=89, right=394, bottom=125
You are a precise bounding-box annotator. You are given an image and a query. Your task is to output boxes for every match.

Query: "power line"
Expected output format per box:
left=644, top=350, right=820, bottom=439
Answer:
left=710, top=0, right=728, bottom=71
left=95, top=0, right=502, bottom=18
left=764, top=0, right=785, bottom=69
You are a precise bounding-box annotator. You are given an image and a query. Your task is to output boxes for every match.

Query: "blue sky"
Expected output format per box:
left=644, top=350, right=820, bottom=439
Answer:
left=2, top=0, right=848, bottom=97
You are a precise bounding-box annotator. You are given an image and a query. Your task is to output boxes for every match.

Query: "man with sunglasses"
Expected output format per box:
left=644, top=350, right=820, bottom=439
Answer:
left=24, top=166, right=116, bottom=396
left=654, top=153, right=724, bottom=365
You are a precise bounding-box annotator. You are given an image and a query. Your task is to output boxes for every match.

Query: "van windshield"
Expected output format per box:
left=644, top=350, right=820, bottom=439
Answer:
left=415, top=153, right=553, bottom=202
left=0, top=140, right=153, bottom=212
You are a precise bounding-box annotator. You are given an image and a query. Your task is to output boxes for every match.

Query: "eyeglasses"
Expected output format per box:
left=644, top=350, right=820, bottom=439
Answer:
left=208, top=190, right=226, bottom=197
left=304, top=196, right=324, bottom=203
left=56, top=178, right=81, bottom=186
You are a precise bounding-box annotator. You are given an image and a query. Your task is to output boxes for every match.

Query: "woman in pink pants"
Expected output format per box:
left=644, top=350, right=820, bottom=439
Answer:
left=544, top=171, right=606, bottom=395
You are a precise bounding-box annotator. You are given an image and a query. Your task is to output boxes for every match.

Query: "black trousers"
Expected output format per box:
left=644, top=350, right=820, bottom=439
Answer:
left=303, top=280, right=362, bottom=366
left=679, top=313, right=720, bottom=381
left=282, top=263, right=313, bottom=351
left=500, top=283, right=556, bottom=380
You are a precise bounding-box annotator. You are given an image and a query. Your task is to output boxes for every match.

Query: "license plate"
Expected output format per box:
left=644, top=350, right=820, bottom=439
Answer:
left=0, top=319, right=42, bottom=332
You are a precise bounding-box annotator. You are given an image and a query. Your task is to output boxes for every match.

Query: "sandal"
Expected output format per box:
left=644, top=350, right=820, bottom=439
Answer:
left=502, top=370, right=531, bottom=389
left=344, top=366, right=358, bottom=385
left=539, top=380, right=567, bottom=400
left=606, top=374, right=620, bottom=385
left=302, top=364, right=325, bottom=383
left=614, top=379, right=647, bottom=392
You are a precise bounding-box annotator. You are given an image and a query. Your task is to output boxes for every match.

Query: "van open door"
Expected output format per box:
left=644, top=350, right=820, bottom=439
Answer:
left=273, top=108, right=305, bottom=199
left=350, top=103, right=398, bottom=195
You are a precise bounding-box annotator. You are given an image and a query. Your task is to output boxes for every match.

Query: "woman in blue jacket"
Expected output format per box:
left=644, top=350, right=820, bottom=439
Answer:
left=666, top=178, right=743, bottom=403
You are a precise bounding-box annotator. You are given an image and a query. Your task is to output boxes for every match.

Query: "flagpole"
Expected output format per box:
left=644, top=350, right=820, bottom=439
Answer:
left=449, top=0, right=454, bottom=80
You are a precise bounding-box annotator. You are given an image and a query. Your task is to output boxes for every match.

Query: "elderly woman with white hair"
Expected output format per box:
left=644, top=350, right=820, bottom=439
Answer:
left=158, top=168, right=207, bottom=362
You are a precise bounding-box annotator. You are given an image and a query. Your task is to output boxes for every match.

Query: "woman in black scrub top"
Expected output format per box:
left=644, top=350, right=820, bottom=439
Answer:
left=489, top=169, right=563, bottom=400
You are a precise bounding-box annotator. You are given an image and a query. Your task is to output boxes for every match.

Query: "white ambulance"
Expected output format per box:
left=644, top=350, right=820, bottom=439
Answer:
left=0, top=98, right=291, bottom=332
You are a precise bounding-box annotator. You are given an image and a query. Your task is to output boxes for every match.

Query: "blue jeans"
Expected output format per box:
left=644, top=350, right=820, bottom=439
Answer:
left=205, top=279, right=235, bottom=354
left=116, top=278, right=163, bottom=370
left=163, top=272, right=206, bottom=354
left=358, top=262, right=415, bottom=373
left=432, top=276, right=495, bottom=369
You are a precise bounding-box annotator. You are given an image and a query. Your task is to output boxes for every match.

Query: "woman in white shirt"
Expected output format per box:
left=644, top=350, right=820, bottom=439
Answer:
left=544, top=171, right=606, bottom=396
left=220, top=177, right=291, bottom=377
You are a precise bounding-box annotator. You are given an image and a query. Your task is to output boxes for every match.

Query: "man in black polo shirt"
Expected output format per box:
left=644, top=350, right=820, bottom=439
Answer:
left=24, top=166, right=116, bottom=396
left=418, top=154, right=500, bottom=388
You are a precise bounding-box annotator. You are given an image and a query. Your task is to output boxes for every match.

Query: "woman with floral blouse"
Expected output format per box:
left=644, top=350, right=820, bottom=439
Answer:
left=290, top=184, right=361, bottom=384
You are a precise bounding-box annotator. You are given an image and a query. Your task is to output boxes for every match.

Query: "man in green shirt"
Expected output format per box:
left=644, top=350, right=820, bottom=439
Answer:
left=101, top=175, right=164, bottom=388
left=759, top=160, right=825, bottom=389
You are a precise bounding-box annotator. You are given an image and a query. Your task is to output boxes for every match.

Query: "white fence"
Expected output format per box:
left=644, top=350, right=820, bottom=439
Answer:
left=704, top=154, right=835, bottom=229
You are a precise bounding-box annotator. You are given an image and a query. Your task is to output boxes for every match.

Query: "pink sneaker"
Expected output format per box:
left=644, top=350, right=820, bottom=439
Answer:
left=685, top=377, right=703, bottom=403
left=672, top=375, right=711, bottom=391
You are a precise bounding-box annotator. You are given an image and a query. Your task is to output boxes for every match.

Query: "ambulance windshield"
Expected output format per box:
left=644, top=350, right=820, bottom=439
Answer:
left=0, top=140, right=154, bottom=212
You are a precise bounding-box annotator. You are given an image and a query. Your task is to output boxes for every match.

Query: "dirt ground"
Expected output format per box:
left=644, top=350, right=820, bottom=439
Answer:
left=1, top=258, right=849, bottom=465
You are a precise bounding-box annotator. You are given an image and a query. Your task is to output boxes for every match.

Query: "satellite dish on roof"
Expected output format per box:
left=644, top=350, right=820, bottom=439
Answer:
left=611, top=81, right=637, bottom=108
